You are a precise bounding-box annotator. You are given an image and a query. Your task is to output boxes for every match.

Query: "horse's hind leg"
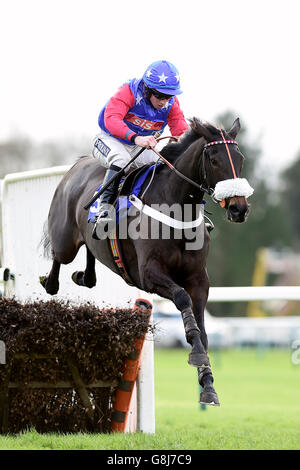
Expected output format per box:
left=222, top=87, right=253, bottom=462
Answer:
left=72, top=246, right=97, bottom=288
left=40, top=259, right=61, bottom=295
left=40, top=227, right=81, bottom=295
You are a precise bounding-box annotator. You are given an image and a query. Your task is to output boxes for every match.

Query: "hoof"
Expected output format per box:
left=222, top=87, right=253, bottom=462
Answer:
left=72, top=271, right=96, bottom=288
left=72, top=271, right=85, bottom=286
left=188, top=352, right=210, bottom=368
left=200, top=390, right=220, bottom=406
left=39, top=276, right=59, bottom=295
left=39, top=275, right=47, bottom=288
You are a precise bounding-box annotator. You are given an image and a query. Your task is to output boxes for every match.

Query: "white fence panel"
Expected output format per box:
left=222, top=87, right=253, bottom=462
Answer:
left=1, top=166, right=143, bottom=305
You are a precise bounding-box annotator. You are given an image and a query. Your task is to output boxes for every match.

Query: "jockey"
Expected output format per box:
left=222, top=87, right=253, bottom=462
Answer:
left=92, top=60, right=189, bottom=239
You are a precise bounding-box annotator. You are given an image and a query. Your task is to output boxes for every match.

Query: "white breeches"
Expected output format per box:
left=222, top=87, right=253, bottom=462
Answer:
left=92, top=130, right=160, bottom=171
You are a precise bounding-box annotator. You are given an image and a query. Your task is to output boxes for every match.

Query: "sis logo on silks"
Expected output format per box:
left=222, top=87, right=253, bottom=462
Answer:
left=124, top=113, right=164, bottom=131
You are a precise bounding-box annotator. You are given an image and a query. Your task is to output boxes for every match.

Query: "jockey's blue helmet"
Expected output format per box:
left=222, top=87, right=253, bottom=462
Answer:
left=142, top=60, right=182, bottom=96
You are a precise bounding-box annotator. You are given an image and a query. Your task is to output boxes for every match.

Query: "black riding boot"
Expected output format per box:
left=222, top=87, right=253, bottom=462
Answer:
left=92, top=166, right=122, bottom=240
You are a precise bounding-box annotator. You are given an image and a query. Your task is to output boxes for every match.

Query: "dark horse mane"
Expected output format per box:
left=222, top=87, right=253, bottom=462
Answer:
left=160, top=117, right=220, bottom=164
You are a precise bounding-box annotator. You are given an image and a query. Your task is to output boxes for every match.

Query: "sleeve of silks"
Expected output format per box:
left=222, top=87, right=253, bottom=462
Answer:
left=167, top=97, right=189, bottom=137
left=104, top=84, right=137, bottom=142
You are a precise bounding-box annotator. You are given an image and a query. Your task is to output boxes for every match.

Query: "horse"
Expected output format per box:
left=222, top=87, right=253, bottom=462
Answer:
left=40, top=117, right=253, bottom=406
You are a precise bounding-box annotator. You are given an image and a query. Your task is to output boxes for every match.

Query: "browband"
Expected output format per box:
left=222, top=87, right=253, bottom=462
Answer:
left=204, top=140, right=237, bottom=148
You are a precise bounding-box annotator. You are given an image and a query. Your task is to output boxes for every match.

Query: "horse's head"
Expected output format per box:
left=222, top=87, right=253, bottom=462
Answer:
left=190, top=118, right=253, bottom=223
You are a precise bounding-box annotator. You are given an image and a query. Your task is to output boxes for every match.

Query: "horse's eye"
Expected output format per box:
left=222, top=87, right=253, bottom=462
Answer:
left=210, top=158, right=218, bottom=167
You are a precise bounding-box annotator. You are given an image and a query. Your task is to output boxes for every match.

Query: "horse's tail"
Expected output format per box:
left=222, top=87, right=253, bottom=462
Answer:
left=39, top=220, right=52, bottom=259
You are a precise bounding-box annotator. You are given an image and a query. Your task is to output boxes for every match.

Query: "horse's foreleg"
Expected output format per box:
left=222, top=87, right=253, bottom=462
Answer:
left=172, top=286, right=210, bottom=368
left=40, top=259, right=60, bottom=295
left=141, top=259, right=207, bottom=367
left=185, top=271, right=220, bottom=406
left=72, top=246, right=97, bottom=288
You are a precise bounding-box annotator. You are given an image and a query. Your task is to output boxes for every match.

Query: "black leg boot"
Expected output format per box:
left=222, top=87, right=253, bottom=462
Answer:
left=92, top=166, right=123, bottom=240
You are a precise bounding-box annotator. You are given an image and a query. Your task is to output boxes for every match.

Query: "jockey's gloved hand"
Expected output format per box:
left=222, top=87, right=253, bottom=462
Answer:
left=134, top=135, right=157, bottom=149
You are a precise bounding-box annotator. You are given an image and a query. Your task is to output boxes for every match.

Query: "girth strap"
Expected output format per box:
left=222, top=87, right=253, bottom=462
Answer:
left=108, top=229, right=134, bottom=286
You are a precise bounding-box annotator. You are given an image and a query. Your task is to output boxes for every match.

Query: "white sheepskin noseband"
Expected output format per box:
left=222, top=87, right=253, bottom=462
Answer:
left=213, top=178, right=254, bottom=201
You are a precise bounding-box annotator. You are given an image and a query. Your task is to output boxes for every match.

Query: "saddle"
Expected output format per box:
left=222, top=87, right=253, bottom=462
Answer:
left=88, top=163, right=162, bottom=223
left=118, top=163, right=161, bottom=198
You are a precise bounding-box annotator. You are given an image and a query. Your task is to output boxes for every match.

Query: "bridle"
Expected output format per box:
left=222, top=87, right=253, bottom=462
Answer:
left=200, top=137, right=238, bottom=201
left=152, top=133, right=239, bottom=203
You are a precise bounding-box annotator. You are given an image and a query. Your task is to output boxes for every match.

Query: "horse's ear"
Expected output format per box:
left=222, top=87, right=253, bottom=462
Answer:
left=189, top=117, right=212, bottom=141
left=227, top=118, right=241, bottom=139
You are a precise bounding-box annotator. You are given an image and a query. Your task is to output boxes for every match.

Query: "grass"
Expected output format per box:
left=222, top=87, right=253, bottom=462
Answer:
left=0, top=347, right=299, bottom=450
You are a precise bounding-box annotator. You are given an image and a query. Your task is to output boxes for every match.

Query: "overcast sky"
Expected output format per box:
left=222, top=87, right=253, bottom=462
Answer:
left=1, top=0, right=299, bottom=176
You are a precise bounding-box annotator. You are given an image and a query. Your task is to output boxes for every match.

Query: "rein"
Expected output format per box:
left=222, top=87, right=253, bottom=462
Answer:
left=151, top=133, right=238, bottom=202
left=152, top=135, right=212, bottom=194
left=151, top=146, right=208, bottom=193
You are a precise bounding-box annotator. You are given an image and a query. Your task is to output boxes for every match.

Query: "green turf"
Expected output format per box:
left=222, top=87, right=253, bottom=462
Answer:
left=0, top=348, right=299, bottom=450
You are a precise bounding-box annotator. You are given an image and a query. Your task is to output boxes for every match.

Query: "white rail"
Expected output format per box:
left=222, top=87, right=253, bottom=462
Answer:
left=208, top=286, right=300, bottom=302
left=152, top=286, right=300, bottom=310
left=2, top=166, right=71, bottom=183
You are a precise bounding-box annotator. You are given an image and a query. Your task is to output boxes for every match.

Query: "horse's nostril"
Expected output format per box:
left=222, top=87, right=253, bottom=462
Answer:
left=229, top=204, right=239, bottom=214
left=228, top=203, right=249, bottom=221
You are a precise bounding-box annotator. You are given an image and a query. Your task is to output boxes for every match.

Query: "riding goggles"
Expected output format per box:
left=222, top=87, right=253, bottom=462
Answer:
left=150, top=89, right=174, bottom=100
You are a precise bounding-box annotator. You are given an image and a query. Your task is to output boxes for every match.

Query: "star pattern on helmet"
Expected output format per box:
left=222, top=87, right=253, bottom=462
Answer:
left=145, top=69, right=152, bottom=78
left=158, top=72, right=168, bottom=83
left=175, top=74, right=180, bottom=82
left=136, top=94, right=143, bottom=105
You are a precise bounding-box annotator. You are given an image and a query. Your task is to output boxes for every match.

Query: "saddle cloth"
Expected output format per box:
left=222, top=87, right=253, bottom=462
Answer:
left=88, top=164, right=160, bottom=223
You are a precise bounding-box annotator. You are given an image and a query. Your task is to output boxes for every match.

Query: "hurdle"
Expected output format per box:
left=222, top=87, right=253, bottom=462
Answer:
left=0, top=167, right=155, bottom=433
